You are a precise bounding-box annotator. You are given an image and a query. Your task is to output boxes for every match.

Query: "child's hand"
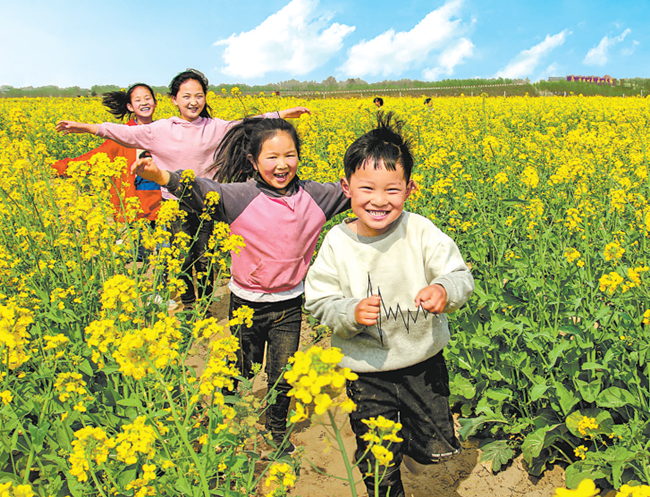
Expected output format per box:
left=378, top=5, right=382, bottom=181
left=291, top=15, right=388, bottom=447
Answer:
left=278, top=107, right=311, bottom=119
left=415, top=284, right=447, bottom=314
left=355, top=295, right=381, bottom=326
left=55, top=121, right=97, bottom=135
left=131, top=158, right=170, bottom=186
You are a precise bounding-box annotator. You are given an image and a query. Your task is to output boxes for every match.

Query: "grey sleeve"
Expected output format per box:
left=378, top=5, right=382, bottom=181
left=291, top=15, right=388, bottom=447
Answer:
left=301, top=181, right=351, bottom=219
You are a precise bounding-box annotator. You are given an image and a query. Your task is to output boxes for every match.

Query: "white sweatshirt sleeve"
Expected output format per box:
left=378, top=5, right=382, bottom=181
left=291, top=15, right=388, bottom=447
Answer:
left=304, top=231, right=365, bottom=339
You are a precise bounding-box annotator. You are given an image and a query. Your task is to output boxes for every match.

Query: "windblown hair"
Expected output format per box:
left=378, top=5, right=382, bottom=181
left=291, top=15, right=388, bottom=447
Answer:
left=209, top=118, right=301, bottom=184
left=343, top=111, right=413, bottom=181
left=102, top=83, right=156, bottom=121
left=169, top=68, right=212, bottom=119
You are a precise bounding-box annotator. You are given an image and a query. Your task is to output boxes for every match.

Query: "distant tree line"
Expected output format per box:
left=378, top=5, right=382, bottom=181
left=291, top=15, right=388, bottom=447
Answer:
left=2, top=77, right=649, bottom=99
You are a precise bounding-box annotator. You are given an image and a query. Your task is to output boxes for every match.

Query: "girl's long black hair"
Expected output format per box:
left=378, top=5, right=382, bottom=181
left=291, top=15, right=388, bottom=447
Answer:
left=169, top=69, right=213, bottom=119
left=102, top=83, right=156, bottom=121
left=209, top=118, right=301, bottom=183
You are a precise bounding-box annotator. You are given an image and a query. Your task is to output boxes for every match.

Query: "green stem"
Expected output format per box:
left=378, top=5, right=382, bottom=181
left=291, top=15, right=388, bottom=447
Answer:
left=328, top=410, right=358, bottom=497
left=154, top=367, right=211, bottom=496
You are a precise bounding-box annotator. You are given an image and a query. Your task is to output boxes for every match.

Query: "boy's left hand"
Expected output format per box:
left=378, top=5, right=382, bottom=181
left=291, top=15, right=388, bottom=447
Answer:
left=415, top=284, right=447, bottom=314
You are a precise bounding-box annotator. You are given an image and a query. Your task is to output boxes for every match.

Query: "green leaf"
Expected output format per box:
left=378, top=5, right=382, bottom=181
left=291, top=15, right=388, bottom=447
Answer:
left=450, top=374, right=476, bottom=400
left=597, top=387, right=638, bottom=408
left=176, top=475, right=193, bottom=495
left=78, top=359, right=94, bottom=376
left=470, top=335, right=492, bottom=348
left=486, top=387, right=513, bottom=402
left=575, top=378, right=601, bottom=403
left=529, top=384, right=549, bottom=402
left=458, top=416, right=487, bottom=440
left=116, top=397, right=143, bottom=408
left=554, top=383, right=579, bottom=416
left=479, top=439, right=515, bottom=472
left=548, top=341, right=571, bottom=368
left=117, top=466, right=138, bottom=487
left=564, top=461, right=608, bottom=489
left=521, top=425, right=553, bottom=464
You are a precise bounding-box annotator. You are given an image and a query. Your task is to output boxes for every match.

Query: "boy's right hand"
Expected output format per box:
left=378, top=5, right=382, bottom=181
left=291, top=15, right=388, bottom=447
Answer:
left=131, top=158, right=170, bottom=186
left=355, top=295, right=381, bottom=326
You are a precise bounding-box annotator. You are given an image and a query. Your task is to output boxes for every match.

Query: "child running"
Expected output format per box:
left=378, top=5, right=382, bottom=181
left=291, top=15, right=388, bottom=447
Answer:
left=304, top=112, right=474, bottom=497
left=52, top=83, right=162, bottom=226
left=131, top=117, right=350, bottom=456
left=56, top=69, right=310, bottom=314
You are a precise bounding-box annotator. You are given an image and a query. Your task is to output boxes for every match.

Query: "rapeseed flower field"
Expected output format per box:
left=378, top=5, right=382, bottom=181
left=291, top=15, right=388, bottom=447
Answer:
left=0, top=92, right=649, bottom=495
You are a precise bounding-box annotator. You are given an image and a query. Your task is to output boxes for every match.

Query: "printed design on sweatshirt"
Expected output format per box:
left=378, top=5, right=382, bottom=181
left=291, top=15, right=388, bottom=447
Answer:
left=367, top=274, right=439, bottom=346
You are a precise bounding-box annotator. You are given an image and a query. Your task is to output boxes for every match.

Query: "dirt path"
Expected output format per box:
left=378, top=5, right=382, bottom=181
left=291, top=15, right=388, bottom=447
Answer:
left=185, top=285, right=566, bottom=497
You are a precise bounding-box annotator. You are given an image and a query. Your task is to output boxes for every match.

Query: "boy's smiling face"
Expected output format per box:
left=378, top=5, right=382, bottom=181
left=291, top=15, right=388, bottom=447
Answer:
left=341, top=159, right=414, bottom=237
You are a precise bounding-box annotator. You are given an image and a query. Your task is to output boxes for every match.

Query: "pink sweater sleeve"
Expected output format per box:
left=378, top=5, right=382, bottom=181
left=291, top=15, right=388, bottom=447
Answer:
left=96, top=122, right=157, bottom=150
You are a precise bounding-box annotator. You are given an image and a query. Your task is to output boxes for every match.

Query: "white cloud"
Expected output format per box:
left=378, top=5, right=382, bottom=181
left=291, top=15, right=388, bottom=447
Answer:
left=583, top=29, right=631, bottom=66
left=338, top=0, right=473, bottom=80
left=536, top=62, right=561, bottom=81
left=214, top=0, right=354, bottom=79
left=621, top=40, right=639, bottom=57
left=495, top=30, right=569, bottom=79
left=423, top=38, right=474, bottom=80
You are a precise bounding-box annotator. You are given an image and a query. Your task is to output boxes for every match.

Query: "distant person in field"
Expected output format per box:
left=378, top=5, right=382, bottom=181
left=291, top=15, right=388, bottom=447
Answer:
left=131, top=117, right=350, bottom=457
left=56, top=68, right=311, bottom=316
left=424, top=97, right=434, bottom=112
left=373, top=96, right=384, bottom=108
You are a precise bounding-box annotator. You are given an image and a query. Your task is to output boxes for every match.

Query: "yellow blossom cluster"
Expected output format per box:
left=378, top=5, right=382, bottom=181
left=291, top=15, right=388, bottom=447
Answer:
left=577, top=416, right=599, bottom=437
left=197, top=335, right=240, bottom=405
left=69, top=417, right=158, bottom=484
left=0, top=303, right=33, bottom=369
left=69, top=426, right=116, bottom=482
left=54, top=371, right=92, bottom=412
left=115, top=416, right=158, bottom=465
left=285, top=346, right=358, bottom=422
left=112, top=315, right=182, bottom=379
left=555, top=479, right=650, bottom=497
left=361, top=415, right=404, bottom=467
left=0, top=482, right=36, bottom=497
left=100, top=274, right=139, bottom=317
left=265, top=461, right=296, bottom=496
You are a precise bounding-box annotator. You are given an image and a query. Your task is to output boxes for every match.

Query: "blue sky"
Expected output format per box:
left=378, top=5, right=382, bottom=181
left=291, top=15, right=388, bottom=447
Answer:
left=2, top=0, right=648, bottom=88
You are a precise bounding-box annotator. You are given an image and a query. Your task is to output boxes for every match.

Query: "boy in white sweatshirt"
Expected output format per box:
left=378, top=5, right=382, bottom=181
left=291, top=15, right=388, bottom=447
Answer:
left=305, top=112, right=474, bottom=497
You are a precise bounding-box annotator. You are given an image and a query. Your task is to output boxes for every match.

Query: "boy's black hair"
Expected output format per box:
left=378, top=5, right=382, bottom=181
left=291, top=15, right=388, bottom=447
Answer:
left=169, top=68, right=213, bottom=119
left=343, top=111, right=413, bottom=181
left=102, top=83, right=156, bottom=121
left=209, top=118, right=301, bottom=184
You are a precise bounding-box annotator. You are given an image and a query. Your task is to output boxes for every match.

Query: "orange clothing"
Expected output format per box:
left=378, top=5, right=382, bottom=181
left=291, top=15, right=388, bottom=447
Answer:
left=52, top=119, right=162, bottom=222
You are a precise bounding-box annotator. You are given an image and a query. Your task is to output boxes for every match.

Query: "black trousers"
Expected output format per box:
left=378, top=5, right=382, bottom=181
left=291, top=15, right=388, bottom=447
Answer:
left=175, top=211, right=215, bottom=307
left=347, top=352, right=460, bottom=497
left=229, top=293, right=302, bottom=441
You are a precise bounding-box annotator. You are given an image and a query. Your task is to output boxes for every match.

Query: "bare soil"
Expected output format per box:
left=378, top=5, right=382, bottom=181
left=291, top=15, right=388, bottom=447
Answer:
left=183, top=285, right=566, bottom=497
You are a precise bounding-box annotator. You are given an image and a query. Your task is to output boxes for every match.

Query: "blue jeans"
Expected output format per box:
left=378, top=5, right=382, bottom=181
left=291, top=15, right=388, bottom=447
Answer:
left=347, top=352, right=460, bottom=497
left=229, top=293, right=302, bottom=440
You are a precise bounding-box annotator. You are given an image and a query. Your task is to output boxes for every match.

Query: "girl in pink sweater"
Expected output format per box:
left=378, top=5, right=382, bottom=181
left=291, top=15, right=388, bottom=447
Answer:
left=132, top=117, right=350, bottom=456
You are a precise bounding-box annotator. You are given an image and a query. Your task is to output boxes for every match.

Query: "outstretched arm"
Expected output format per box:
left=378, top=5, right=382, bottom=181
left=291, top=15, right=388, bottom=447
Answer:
left=55, top=121, right=98, bottom=135
left=131, top=158, right=170, bottom=186
left=278, top=107, right=311, bottom=119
